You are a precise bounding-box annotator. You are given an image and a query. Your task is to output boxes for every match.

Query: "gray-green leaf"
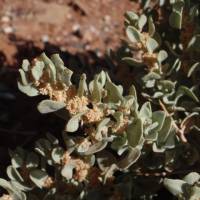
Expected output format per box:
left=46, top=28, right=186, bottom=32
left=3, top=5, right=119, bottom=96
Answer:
left=127, top=118, right=143, bottom=148
left=18, top=82, right=39, bottom=97
left=117, top=147, right=141, bottom=170
left=65, top=112, right=85, bottom=132
left=37, top=100, right=66, bottom=114
left=126, top=26, right=142, bottom=43
left=146, top=37, right=158, bottom=53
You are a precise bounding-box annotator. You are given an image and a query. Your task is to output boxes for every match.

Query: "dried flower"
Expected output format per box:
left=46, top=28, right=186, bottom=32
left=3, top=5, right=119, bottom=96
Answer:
left=65, top=86, right=77, bottom=100
left=38, top=83, right=67, bottom=101
left=73, top=159, right=90, bottom=182
left=62, top=151, right=90, bottom=182
left=83, top=106, right=104, bottom=123
left=43, top=177, right=54, bottom=188
left=78, top=138, right=92, bottom=152
left=66, top=96, right=88, bottom=115
left=39, top=83, right=76, bottom=103
left=112, top=117, right=129, bottom=134
left=62, top=152, right=72, bottom=165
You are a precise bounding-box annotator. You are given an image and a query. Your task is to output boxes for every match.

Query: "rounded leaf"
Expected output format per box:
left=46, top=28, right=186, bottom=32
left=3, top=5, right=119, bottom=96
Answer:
left=37, top=100, right=66, bottom=114
left=148, top=16, right=155, bottom=36
left=21, top=59, right=30, bottom=72
left=18, top=82, right=39, bottom=97
left=127, top=118, right=143, bottom=148
left=152, top=111, right=166, bottom=131
left=61, top=164, right=74, bottom=180
left=65, top=112, right=84, bottom=132
left=183, top=172, right=200, bottom=185
left=158, top=50, right=168, bottom=64
left=117, top=147, right=141, bottom=170
left=19, top=69, right=29, bottom=85
left=169, top=10, right=183, bottom=29
left=7, top=166, right=24, bottom=182
left=51, top=147, right=65, bottom=164
left=138, top=14, right=147, bottom=31
left=81, top=140, right=108, bottom=156
left=126, top=26, right=142, bottom=43
left=146, top=37, right=158, bottom=53
left=164, top=178, right=186, bottom=196
left=31, top=61, right=44, bottom=81
left=157, top=116, right=172, bottom=146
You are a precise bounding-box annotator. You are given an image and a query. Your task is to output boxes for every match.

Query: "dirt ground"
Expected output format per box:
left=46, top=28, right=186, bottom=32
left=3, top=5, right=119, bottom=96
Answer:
left=0, top=0, right=140, bottom=66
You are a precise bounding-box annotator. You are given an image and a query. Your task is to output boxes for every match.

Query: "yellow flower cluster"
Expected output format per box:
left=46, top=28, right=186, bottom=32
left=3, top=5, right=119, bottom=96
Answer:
left=66, top=96, right=89, bottom=115
left=43, top=176, right=54, bottom=189
left=62, top=152, right=72, bottom=165
left=62, top=152, right=90, bottom=182
left=73, top=159, right=90, bottom=182
left=133, top=32, right=158, bottom=69
left=38, top=83, right=77, bottom=103
left=112, top=117, right=129, bottom=134
left=83, top=106, right=104, bottom=123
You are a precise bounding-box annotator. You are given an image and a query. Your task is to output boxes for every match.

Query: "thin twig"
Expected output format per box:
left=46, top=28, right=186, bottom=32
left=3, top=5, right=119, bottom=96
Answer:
left=159, top=100, right=187, bottom=143
left=133, top=168, right=200, bottom=177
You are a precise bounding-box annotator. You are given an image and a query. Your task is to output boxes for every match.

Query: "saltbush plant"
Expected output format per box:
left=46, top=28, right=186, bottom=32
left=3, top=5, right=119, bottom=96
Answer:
left=0, top=0, right=199, bottom=199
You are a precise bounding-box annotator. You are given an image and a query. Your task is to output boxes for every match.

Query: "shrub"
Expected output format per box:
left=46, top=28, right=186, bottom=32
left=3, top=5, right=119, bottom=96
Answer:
left=0, top=0, right=199, bottom=199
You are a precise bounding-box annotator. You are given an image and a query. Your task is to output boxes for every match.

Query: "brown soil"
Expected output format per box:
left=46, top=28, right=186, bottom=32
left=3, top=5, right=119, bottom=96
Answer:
left=0, top=0, right=139, bottom=67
